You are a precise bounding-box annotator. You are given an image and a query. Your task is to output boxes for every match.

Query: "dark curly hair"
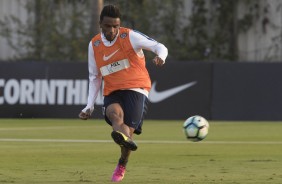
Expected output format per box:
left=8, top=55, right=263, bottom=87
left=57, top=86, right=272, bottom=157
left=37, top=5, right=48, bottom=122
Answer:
left=100, top=5, right=121, bottom=21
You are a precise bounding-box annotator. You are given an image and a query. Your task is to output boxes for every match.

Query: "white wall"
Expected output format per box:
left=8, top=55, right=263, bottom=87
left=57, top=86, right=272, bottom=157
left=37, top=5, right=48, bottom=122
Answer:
left=0, top=0, right=29, bottom=61
left=238, top=0, right=282, bottom=62
left=1, top=0, right=281, bottom=62
left=182, top=0, right=282, bottom=62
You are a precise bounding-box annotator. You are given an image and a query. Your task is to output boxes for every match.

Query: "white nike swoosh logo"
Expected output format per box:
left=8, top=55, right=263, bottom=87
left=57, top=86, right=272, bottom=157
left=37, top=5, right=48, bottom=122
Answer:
left=103, top=49, right=120, bottom=61
left=149, top=81, right=197, bottom=103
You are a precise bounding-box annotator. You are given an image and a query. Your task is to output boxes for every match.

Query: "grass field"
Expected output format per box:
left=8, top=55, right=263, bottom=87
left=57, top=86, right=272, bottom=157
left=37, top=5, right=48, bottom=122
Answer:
left=0, top=119, right=282, bottom=184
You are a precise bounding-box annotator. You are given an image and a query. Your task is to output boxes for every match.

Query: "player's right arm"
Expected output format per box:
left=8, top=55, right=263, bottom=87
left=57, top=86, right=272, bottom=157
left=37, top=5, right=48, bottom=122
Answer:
left=79, top=41, right=102, bottom=120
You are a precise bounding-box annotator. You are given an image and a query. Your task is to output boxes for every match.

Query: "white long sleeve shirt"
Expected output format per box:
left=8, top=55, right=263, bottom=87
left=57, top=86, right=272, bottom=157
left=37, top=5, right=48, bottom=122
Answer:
left=82, top=29, right=168, bottom=112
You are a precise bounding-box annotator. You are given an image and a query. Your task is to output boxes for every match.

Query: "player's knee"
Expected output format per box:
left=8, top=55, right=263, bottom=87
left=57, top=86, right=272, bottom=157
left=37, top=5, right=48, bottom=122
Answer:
left=107, top=110, right=123, bottom=123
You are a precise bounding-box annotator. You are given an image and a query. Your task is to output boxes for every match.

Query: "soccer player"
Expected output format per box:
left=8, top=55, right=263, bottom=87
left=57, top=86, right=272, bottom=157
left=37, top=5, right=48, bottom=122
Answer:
left=79, top=4, right=168, bottom=182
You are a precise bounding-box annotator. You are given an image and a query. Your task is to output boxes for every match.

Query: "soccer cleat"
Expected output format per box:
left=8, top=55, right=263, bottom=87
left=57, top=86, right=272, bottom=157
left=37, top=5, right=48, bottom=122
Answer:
left=111, top=164, right=126, bottom=182
left=111, top=131, right=138, bottom=151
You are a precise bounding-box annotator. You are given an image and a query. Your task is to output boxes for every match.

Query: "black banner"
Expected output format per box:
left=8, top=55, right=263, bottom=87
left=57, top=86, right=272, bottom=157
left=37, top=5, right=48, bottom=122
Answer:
left=0, top=62, right=212, bottom=120
left=0, top=62, right=89, bottom=118
left=211, top=63, right=282, bottom=120
left=2, top=62, right=282, bottom=120
left=147, top=62, right=212, bottom=120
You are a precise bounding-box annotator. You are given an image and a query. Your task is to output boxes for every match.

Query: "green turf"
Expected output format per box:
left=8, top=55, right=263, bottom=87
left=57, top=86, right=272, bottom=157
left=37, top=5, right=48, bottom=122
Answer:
left=0, top=119, right=282, bottom=183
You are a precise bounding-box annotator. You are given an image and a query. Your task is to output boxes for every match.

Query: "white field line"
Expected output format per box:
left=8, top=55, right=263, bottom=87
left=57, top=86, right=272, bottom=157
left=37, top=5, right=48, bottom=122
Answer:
left=0, top=126, right=89, bottom=131
left=0, top=138, right=282, bottom=144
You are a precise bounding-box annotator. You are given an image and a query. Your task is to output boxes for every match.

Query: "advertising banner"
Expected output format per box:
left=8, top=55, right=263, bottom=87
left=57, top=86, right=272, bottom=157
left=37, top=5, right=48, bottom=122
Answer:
left=0, top=62, right=212, bottom=120
left=212, top=63, right=282, bottom=120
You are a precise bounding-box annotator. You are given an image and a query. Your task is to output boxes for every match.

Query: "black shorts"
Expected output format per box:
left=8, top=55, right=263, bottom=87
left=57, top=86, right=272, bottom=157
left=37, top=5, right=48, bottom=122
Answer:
left=103, top=90, right=149, bottom=135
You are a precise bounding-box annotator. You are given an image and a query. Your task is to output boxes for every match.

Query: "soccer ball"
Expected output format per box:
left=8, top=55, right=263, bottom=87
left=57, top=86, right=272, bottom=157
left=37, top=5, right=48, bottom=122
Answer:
left=183, top=115, right=209, bottom=142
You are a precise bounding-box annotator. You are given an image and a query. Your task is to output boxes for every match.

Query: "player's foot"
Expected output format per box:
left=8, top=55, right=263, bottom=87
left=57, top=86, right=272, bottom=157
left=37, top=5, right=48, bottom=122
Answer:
left=111, top=164, right=126, bottom=182
left=111, top=131, right=138, bottom=151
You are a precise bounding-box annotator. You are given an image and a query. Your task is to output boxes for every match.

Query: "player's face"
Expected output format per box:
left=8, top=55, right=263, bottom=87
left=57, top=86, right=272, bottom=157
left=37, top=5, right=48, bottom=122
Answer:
left=100, top=16, right=120, bottom=41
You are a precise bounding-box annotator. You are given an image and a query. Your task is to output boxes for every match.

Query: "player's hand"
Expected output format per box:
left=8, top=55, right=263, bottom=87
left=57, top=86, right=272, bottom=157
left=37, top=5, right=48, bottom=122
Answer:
left=152, top=56, right=165, bottom=67
left=79, top=108, right=92, bottom=120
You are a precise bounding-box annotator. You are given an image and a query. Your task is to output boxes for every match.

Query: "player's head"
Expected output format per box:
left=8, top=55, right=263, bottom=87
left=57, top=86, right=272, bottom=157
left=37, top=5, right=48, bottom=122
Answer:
left=99, top=5, right=121, bottom=41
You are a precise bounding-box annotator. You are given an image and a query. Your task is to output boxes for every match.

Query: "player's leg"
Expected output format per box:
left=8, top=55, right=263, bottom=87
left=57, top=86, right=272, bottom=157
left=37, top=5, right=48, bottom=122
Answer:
left=111, top=90, right=148, bottom=152
left=106, top=103, right=135, bottom=182
left=104, top=90, right=148, bottom=182
left=107, top=103, right=130, bottom=136
left=118, top=127, right=135, bottom=166
left=107, top=103, right=138, bottom=151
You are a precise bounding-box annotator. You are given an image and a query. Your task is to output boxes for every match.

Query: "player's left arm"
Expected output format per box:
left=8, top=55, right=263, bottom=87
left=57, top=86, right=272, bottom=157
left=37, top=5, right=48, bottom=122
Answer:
left=129, top=30, right=168, bottom=67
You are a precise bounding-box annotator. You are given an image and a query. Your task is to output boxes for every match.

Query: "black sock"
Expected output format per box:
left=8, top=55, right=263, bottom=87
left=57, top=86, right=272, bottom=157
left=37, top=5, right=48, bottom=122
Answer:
left=118, top=157, right=128, bottom=166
